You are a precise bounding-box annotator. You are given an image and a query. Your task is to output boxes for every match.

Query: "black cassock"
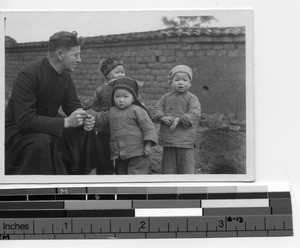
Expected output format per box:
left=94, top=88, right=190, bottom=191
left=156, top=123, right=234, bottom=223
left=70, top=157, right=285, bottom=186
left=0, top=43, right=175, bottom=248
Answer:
left=5, top=57, right=103, bottom=175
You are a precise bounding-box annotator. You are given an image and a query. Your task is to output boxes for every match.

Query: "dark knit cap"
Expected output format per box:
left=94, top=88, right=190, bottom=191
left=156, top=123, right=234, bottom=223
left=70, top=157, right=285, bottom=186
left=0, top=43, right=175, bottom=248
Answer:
left=99, top=57, right=124, bottom=78
left=112, top=77, right=139, bottom=99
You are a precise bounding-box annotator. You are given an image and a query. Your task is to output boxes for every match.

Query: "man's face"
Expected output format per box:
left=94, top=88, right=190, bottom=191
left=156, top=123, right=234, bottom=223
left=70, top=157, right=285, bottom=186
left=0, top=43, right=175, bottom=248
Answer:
left=61, top=46, right=81, bottom=72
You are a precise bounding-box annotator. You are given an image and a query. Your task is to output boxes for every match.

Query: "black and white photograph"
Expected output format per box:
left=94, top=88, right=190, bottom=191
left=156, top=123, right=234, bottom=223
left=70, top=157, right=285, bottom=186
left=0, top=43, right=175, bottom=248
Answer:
left=2, top=1, right=300, bottom=248
left=1, top=9, right=254, bottom=183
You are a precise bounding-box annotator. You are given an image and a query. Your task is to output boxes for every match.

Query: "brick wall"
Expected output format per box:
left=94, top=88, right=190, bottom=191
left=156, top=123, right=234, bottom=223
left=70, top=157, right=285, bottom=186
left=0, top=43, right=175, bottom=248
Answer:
left=5, top=28, right=246, bottom=121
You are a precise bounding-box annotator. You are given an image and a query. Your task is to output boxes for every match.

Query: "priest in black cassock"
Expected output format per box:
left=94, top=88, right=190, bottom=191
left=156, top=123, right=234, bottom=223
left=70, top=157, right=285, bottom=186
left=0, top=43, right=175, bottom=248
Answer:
left=5, top=31, right=98, bottom=175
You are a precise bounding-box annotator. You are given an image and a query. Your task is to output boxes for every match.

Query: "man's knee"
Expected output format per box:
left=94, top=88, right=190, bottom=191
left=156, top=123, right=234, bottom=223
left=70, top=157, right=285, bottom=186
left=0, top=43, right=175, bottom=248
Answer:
left=29, top=133, right=53, bottom=151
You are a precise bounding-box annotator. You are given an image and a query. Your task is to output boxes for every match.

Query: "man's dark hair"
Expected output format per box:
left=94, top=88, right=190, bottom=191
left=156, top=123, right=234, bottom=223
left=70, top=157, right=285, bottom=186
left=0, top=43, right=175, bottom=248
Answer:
left=48, top=31, right=80, bottom=52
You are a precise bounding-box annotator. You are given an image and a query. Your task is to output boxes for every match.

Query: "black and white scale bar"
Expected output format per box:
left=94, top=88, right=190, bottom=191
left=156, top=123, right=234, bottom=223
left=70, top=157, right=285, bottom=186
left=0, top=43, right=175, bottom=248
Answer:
left=0, top=185, right=291, bottom=201
left=0, top=192, right=291, bottom=201
left=0, top=198, right=291, bottom=212
left=0, top=205, right=292, bottom=218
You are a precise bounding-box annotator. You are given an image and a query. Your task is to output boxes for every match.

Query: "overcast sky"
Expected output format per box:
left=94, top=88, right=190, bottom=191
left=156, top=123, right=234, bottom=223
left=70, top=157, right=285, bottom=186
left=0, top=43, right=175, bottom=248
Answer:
left=2, top=10, right=250, bottom=43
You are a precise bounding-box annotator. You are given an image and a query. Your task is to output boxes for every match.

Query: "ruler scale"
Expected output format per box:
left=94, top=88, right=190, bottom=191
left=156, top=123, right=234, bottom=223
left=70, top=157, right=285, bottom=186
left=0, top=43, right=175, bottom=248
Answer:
left=0, top=185, right=293, bottom=239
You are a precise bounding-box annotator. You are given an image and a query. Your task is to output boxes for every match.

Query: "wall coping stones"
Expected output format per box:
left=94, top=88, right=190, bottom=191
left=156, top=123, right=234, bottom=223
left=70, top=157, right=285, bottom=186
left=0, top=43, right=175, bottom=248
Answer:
left=5, top=26, right=245, bottom=50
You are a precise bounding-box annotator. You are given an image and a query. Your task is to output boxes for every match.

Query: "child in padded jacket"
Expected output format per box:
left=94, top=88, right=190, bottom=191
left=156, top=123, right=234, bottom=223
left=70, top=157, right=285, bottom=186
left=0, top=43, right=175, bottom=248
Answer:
left=91, top=77, right=158, bottom=175
left=88, top=58, right=145, bottom=174
left=152, top=65, right=201, bottom=174
left=88, top=58, right=125, bottom=175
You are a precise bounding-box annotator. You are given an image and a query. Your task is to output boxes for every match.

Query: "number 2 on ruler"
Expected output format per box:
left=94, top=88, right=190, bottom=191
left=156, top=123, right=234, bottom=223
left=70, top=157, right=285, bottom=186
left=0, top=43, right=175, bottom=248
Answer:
left=140, top=221, right=146, bottom=229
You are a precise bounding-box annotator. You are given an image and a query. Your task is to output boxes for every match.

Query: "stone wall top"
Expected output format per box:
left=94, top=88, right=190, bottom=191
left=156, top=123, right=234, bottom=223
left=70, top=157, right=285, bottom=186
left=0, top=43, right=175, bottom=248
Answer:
left=5, top=26, right=245, bottom=50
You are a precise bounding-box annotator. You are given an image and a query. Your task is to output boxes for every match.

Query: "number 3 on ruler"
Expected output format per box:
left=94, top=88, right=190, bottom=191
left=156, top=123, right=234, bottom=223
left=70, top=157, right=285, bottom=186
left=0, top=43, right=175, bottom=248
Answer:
left=218, top=220, right=224, bottom=228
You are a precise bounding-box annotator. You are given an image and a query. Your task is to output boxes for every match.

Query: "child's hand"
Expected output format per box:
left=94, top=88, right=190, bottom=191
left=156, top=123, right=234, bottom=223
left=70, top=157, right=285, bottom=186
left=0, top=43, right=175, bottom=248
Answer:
left=170, top=117, right=180, bottom=132
left=83, top=114, right=95, bottom=131
left=161, top=116, right=174, bottom=125
left=144, top=142, right=153, bottom=156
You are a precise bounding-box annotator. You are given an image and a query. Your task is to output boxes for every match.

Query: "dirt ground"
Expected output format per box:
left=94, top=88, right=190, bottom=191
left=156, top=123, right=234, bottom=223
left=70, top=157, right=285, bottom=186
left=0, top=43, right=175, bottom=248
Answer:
left=149, top=124, right=246, bottom=174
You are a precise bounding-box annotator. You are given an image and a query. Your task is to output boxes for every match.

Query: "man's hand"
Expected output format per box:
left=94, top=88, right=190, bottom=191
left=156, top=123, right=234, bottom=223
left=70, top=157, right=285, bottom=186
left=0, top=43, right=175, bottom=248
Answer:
left=64, top=109, right=87, bottom=128
left=83, top=114, right=95, bottom=131
left=144, top=141, right=153, bottom=157
left=170, top=117, right=180, bottom=132
left=161, top=116, right=174, bottom=126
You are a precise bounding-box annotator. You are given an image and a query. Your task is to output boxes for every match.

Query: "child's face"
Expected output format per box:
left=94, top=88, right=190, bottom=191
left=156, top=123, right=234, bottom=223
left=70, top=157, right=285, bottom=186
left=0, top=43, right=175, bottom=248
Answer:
left=107, top=65, right=125, bottom=80
left=114, top=89, right=134, bottom=109
left=171, top=72, right=191, bottom=93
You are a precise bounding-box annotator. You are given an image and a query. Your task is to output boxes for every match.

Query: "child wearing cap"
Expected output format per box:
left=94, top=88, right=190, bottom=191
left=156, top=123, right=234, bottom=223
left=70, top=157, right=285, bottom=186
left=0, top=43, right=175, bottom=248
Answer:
left=152, top=65, right=201, bottom=174
left=92, top=57, right=144, bottom=111
left=91, top=57, right=125, bottom=112
left=88, top=58, right=147, bottom=175
left=91, top=77, right=158, bottom=175
left=87, top=57, right=125, bottom=175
